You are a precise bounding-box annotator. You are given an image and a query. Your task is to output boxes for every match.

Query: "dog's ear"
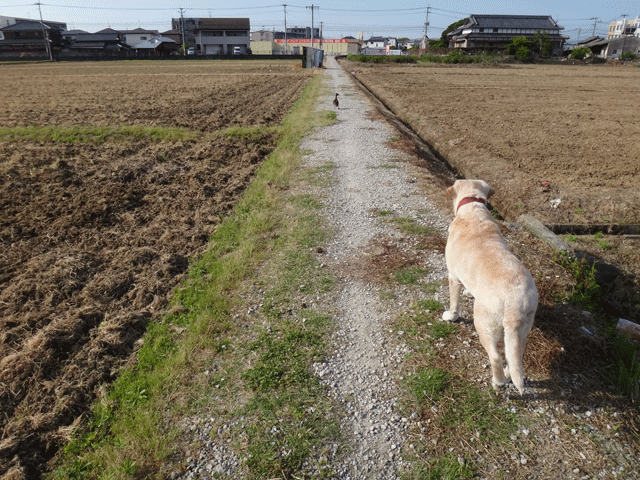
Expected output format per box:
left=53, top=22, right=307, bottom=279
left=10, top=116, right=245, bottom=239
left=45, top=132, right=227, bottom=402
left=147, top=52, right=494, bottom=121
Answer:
left=478, top=180, right=494, bottom=199
left=446, top=185, right=455, bottom=202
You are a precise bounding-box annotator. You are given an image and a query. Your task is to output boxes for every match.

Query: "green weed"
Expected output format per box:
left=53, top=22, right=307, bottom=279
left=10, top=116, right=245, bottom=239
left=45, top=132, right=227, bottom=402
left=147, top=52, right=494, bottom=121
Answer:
left=554, top=252, right=602, bottom=310
left=431, top=321, right=457, bottom=339
left=392, top=217, right=436, bottom=235
left=395, top=267, right=429, bottom=285
left=418, top=299, right=444, bottom=312
left=408, top=368, right=451, bottom=402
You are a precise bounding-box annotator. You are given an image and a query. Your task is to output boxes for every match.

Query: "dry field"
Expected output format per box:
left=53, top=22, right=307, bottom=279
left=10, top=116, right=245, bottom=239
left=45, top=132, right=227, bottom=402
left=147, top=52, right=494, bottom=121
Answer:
left=0, top=60, right=313, bottom=478
left=351, top=62, right=640, bottom=226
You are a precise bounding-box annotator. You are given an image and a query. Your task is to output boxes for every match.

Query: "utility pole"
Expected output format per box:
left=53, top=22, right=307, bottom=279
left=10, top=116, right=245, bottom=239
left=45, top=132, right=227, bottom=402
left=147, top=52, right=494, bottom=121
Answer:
left=319, top=21, right=323, bottom=49
left=179, top=8, right=186, bottom=56
left=36, top=2, right=52, bottom=61
left=283, top=4, right=287, bottom=55
left=620, top=14, right=628, bottom=56
left=306, top=4, right=318, bottom=47
left=424, top=6, right=430, bottom=39
left=589, top=17, right=599, bottom=37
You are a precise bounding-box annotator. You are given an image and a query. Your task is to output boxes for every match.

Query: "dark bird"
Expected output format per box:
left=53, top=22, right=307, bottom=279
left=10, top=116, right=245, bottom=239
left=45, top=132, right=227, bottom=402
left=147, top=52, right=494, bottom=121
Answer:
left=333, top=93, right=340, bottom=109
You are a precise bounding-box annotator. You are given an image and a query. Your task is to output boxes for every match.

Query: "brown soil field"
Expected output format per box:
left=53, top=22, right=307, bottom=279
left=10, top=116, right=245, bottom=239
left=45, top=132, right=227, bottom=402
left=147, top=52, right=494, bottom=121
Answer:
left=0, top=60, right=313, bottom=479
left=0, top=61, right=310, bottom=132
left=350, top=62, right=640, bottom=226
left=349, top=60, right=640, bottom=324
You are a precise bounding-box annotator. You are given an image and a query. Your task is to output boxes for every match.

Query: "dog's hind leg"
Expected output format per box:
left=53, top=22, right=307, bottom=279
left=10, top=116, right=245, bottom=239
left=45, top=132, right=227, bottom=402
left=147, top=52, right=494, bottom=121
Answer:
left=474, top=304, right=508, bottom=391
left=442, top=276, right=463, bottom=321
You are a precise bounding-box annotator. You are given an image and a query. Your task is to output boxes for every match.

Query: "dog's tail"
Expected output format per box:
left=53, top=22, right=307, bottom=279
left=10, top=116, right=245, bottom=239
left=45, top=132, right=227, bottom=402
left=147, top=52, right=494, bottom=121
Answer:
left=503, top=302, right=536, bottom=394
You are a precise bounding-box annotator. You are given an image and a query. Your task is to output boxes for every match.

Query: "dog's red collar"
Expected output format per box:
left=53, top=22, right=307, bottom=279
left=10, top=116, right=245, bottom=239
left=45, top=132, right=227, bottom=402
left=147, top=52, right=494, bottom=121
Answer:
left=456, top=196, right=486, bottom=213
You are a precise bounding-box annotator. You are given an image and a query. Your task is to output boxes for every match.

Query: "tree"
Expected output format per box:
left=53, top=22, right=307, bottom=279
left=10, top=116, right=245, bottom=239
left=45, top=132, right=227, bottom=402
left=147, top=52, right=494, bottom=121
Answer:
left=506, top=36, right=533, bottom=61
left=440, top=18, right=468, bottom=46
left=533, top=30, right=553, bottom=56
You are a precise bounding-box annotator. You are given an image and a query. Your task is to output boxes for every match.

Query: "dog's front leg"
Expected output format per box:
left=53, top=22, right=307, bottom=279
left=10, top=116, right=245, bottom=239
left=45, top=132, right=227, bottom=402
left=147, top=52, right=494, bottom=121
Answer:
left=442, top=276, right=463, bottom=321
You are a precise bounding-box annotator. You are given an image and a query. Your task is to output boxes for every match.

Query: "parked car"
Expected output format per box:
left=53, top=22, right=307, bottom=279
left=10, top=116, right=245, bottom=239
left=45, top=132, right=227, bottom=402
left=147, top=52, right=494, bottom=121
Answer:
left=233, top=46, right=242, bottom=55
left=187, top=47, right=195, bottom=55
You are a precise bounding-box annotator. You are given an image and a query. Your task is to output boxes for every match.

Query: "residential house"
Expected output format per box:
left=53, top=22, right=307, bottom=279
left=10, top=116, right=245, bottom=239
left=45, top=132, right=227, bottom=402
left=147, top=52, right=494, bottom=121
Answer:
left=134, top=35, right=178, bottom=54
left=362, top=36, right=387, bottom=55
left=61, top=29, right=88, bottom=43
left=0, top=15, right=66, bottom=30
left=363, top=36, right=387, bottom=49
left=161, top=29, right=183, bottom=46
left=575, top=33, right=640, bottom=59
left=448, top=15, right=568, bottom=55
left=602, top=35, right=640, bottom=58
left=67, top=32, right=130, bottom=52
left=117, top=27, right=160, bottom=48
left=0, top=20, right=66, bottom=57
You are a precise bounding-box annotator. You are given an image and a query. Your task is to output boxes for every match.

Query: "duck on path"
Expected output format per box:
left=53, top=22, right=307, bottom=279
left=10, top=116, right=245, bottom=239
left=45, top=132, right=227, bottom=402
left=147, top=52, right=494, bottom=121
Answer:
left=333, top=93, right=339, bottom=109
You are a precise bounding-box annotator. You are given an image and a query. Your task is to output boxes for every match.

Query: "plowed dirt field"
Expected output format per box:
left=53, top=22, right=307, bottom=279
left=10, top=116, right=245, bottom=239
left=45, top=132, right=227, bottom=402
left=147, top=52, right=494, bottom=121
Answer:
left=0, top=60, right=313, bottom=479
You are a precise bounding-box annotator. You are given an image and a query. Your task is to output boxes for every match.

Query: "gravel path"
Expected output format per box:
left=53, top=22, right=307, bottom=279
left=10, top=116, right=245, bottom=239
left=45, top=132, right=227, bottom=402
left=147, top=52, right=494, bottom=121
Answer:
left=302, top=55, right=451, bottom=479
left=171, top=55, right=456, bottom=480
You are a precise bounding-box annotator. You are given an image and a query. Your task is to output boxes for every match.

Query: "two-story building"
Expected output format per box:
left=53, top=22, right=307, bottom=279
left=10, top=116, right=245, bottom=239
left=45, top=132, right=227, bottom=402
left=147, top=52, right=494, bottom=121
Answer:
left=448, top=15, right=567, bottom=56
left=172, top=17, right=250, bottom=55
left=119, top=28, right=160, bottom=48
left=0, top=19, right=67, bottom=57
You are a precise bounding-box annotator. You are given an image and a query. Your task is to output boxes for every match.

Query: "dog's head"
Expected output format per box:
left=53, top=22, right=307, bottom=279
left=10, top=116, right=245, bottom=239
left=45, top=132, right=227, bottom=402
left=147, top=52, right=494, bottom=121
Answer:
left=446, top=179, right=494, bottom=214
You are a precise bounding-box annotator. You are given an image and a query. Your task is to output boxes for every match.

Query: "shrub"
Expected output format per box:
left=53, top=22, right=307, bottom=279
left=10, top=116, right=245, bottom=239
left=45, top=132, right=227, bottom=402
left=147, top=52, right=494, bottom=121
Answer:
left=444, top=49, right=466, bottom=63
left=620, top=51, right=637, bottom=61
left=570, top=47, right=591, bottom=60
left=516, top=45, right=533, bottom=61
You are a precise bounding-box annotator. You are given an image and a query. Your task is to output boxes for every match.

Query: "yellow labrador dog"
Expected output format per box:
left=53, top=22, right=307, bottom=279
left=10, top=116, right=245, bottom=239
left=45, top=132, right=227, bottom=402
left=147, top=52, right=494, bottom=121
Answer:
left=442, top=180, right=538, bottom=394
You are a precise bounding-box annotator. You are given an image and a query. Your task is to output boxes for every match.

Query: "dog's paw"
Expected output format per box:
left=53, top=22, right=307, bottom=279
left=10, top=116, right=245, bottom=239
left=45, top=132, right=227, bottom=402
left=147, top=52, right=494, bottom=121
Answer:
left=442, top=310, right=459, bottom=322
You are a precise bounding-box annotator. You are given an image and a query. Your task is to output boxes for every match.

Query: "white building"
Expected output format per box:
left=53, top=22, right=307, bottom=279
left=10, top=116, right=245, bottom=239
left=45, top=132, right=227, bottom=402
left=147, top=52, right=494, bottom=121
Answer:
left=607, top=16, right=640, bottom=39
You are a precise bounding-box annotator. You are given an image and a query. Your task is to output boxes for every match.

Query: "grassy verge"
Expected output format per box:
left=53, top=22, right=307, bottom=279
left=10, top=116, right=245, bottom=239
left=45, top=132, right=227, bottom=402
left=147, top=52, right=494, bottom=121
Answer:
left=53, top=74, right=342, bottom=479
left=388, top=298, right=522, bottom=479
left=0, top=124, right=281, bottom=143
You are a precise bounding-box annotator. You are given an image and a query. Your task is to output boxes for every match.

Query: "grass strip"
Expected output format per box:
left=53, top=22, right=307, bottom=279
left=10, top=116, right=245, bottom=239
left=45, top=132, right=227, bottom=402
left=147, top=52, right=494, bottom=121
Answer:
left=53, top=73, right=341, bottom=479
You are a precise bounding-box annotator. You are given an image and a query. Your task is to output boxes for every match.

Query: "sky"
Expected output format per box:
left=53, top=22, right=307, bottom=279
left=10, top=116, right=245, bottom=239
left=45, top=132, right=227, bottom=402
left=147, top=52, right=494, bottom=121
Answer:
left=1, top=0, right=638, bottom=45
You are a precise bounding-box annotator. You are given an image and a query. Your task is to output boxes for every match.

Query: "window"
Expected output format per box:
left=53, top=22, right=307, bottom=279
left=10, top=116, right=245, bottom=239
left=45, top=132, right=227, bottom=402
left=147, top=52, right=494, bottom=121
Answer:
left=493, top=28, right=498, bottom=33
left=140, top=36, right=147, bottom=40
left=479, top=28, right=484, bottom=32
